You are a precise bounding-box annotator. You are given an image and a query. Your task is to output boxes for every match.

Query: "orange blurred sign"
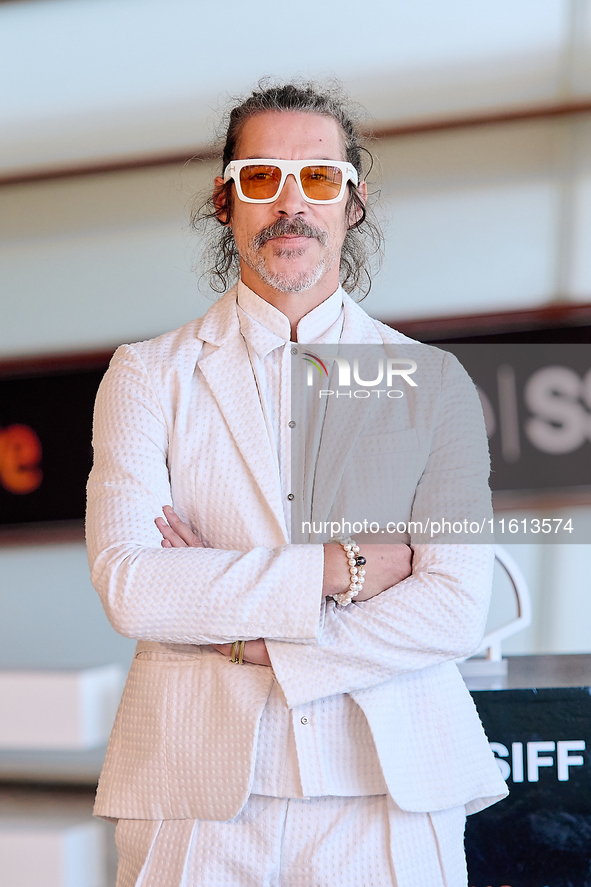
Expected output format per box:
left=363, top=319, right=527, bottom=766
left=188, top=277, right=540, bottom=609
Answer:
left=0, top=424, right=42, bottom=494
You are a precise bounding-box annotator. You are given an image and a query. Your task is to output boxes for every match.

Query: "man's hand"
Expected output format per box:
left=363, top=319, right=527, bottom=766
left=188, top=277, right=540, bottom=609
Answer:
left=155, top=507, right=272, bottom=666
left=155, top=506, right=204, bottom=548
left=323, top=542, right=412, bottom=602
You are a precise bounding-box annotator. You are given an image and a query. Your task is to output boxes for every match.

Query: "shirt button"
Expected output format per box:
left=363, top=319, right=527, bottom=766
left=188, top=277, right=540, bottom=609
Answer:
left=288, top=420, right=296, bottom=428
left=287, top=493, right=295, bottom=501
left=300, top=716, right=309, bottom=725
left=291, top=347, right=298, bottom=355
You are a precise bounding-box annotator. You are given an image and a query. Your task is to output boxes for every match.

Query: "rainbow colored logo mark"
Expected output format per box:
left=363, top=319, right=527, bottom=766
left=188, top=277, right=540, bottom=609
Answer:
left=302, top=351, right=329, bottom=377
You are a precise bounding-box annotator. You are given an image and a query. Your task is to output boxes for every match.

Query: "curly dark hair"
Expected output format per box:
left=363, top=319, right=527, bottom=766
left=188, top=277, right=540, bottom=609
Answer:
left=191, top=79, right=383, bottom=298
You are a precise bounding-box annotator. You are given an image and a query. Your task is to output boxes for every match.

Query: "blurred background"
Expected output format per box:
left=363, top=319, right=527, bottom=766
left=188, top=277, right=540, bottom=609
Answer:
left=1, top=1, right=590, bottom=884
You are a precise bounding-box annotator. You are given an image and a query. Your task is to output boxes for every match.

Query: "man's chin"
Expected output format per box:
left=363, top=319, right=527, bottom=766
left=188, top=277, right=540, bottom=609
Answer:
left=242, top=252, right=326, bottom=294
left=263, top=276, right=321, bottom=294
left=258, top=262, right=326, bottom=294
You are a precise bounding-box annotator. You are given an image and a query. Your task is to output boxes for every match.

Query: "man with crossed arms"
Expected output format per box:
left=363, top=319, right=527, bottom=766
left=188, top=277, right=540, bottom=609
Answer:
left=87, top=81, right=507, bottom=887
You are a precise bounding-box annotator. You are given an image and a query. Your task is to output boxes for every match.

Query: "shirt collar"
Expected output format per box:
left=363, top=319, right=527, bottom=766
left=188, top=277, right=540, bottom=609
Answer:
left=236, top=279, right=344, bottom=358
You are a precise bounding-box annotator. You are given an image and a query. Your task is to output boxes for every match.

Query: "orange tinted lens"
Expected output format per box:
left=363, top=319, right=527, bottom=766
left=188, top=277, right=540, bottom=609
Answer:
left=300, top=166, right=343, bottom=200
left=239, top=165, right=282, bottom=199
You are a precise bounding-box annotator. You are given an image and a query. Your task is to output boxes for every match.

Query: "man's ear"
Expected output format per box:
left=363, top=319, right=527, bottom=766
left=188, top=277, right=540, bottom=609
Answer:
left=213, top=176, right=231, bottom=226
left=347, top=180, right=367, bottom=229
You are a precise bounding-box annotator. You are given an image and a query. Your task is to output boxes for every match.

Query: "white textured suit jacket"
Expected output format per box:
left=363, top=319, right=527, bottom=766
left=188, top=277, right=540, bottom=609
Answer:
left=87, top=285, right=508, bottom=822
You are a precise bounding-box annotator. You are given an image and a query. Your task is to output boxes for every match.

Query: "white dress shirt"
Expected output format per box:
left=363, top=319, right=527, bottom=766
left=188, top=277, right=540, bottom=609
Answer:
left=236, top=281, right=387, bottom=799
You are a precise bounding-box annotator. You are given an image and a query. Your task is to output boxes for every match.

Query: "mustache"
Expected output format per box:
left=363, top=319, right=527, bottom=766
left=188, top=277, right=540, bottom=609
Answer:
left=250, top=218, right=328, bottom=250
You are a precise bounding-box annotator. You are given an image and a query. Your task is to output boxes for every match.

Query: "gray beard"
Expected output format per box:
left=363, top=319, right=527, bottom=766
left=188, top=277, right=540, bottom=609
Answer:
left=242, top=251, right=327, bottom=293
left=240, top=218, right=334, bottom=293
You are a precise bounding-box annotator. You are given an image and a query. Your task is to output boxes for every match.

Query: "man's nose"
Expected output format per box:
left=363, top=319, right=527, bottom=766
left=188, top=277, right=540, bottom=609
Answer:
left=274, top=173, right=307, bottom=215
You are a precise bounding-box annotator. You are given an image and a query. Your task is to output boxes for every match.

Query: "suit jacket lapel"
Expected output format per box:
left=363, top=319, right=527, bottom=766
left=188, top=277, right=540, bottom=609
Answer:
left=309, top=296, right=386, bottom=533
left=339, top=295, right=388, bottom=346
left=196, top=290, right=289, bottom=542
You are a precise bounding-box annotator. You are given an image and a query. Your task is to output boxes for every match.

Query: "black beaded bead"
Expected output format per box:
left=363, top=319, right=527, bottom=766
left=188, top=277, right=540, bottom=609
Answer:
left=355, top=555, right=366, bottom=566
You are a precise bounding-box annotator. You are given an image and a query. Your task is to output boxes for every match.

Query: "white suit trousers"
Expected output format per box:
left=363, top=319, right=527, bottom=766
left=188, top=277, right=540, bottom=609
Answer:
left=114, top=795, right=468, bottom=887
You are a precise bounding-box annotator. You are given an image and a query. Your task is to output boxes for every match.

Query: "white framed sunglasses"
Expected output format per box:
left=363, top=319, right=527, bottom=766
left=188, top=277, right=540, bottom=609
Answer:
left=223, top=159, right=359, bottom=204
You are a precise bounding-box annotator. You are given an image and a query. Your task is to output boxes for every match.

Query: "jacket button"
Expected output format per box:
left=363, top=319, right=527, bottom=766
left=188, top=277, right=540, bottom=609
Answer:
left=288, top=420, right=296, bottom=428
left=287, top=493, right=295, bottom=501
left=291, top=347, right=298, bottom=355
left=300, top=716, right=309, bottom=725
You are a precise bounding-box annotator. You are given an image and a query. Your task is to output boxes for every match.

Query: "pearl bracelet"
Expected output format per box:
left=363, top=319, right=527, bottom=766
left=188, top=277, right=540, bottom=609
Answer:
left=331, top=536, right=366, bottom=606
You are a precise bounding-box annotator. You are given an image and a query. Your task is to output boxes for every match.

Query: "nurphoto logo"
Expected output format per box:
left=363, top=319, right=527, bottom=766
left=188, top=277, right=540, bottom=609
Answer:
left=302, top=352, right=417, bottom=399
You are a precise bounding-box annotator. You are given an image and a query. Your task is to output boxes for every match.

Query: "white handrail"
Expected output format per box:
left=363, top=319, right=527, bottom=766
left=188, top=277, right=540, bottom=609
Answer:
left=476, top=544, right=532, bottom=662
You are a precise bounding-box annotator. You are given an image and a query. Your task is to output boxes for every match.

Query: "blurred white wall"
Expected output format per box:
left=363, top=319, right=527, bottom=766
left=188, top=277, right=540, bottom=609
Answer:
left=0, top=0, right=572, bottom=173
left=5, top=117, right=591, bottom=354
left=0, top=544, right=133, bottom=669
left=1, top=0, right=590, bottom=676
left=2, top=1, right=591, bottom=352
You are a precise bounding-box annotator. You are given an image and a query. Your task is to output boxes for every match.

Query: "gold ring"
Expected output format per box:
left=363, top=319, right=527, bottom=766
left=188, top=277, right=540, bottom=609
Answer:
left=230, top=640, right=245, bottom=664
